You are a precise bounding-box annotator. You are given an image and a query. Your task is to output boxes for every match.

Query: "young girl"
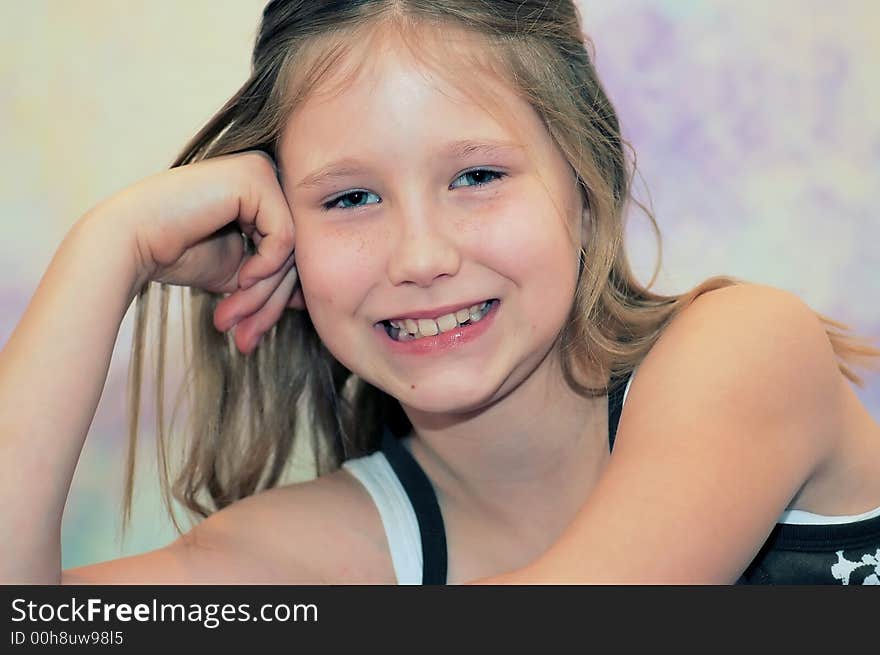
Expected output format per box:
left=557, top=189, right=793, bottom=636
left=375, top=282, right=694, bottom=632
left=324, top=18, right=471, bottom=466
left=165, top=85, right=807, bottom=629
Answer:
left=3, top=0, right=879, bottom=585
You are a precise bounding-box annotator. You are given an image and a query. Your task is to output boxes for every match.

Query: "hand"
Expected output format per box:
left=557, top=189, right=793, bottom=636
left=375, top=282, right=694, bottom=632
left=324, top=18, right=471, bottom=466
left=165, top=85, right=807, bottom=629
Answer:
left=87, top=150, right=304, bottom=354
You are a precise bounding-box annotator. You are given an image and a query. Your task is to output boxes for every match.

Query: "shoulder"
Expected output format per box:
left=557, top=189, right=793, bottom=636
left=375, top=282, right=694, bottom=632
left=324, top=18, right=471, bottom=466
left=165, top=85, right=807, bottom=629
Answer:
left=184, top=464, right=395, bottom=583
left=545, top=282, right=847, bottom=582
left=472, top=282, right=852, bottom=584
left=658, top=281, right=834, bottom=363
left=626, top=281, right=845, bottom=457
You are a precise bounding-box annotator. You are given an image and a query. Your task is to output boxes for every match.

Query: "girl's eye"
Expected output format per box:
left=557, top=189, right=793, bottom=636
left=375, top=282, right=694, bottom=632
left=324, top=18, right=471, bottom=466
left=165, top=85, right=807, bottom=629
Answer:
left=449, top=168, right=507, bottom=190
left=322, top=168, right=507, bottom=211
left=322, top=190, right=380, bottom=211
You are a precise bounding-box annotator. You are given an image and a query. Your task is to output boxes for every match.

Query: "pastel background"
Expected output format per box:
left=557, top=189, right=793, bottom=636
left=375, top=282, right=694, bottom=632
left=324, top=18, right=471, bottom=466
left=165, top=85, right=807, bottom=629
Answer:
left=1, top=1, right=877, bottom=571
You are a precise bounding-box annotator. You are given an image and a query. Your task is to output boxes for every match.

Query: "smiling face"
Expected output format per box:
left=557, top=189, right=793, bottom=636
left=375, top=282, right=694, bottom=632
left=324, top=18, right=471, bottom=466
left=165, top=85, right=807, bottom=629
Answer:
left=277, top=24, right=584, bottom=416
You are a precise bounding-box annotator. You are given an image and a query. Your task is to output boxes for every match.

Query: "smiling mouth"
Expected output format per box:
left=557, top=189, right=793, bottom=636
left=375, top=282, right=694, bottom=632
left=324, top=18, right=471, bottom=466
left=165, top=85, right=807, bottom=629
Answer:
left=380, top=299, right=498, bottom=342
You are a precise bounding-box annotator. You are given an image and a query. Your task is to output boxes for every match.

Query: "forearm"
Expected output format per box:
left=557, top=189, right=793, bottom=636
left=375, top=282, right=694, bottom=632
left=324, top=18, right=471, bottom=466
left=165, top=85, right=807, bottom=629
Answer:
left=0, top=212, right=143, bottom=583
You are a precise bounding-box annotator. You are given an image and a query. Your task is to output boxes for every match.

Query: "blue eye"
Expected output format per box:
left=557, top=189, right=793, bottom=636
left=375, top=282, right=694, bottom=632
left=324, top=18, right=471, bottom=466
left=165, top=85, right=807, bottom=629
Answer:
left=323, top=190, right=380, bottom=211
left=449, top=168, right=507, bottom=189
left=322, top=168, right=507, bottom=211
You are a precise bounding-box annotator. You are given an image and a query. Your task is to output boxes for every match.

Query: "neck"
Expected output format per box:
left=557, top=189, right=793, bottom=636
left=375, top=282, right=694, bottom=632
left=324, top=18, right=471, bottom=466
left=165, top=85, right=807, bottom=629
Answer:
left=400, top=348, right=610, bottom=547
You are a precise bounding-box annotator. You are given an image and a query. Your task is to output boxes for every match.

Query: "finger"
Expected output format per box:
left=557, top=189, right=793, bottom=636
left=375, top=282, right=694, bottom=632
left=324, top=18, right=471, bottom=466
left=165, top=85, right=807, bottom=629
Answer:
left=213, top=251, right=295, bottom=333
left=205, top=231, right=250, bottom=295
left=234, top=258, right=302, bottom=355
left=236, top=167, right=295, bottom=290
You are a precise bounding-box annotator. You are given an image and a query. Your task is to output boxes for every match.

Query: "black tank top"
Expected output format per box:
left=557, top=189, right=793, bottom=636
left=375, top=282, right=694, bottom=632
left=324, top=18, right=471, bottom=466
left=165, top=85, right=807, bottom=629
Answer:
left=378, top=369, right=880, bottom=584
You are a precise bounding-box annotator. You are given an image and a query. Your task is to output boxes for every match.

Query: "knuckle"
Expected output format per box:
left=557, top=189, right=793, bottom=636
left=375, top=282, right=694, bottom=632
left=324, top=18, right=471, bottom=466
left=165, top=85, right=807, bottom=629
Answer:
left=246, top=150, right=278, bottom=177
left=276, top=227, right=295, bottom=251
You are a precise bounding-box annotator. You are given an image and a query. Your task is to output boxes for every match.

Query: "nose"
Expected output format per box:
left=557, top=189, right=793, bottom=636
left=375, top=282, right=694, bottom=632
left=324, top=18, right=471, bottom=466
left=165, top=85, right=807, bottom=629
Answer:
left=386, top=203, right=462, bottom=288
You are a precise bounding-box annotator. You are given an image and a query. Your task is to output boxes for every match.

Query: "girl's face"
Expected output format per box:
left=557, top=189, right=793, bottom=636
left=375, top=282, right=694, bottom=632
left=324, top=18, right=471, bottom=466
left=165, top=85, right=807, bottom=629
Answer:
left=278, top=32, right=584, bottom=415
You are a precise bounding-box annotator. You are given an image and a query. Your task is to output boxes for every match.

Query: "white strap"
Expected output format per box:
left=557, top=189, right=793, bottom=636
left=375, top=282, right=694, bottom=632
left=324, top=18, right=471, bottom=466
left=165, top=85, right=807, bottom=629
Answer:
left=779, top=503, right=880, bottom=525
left=622, top=365, right=637, bottom=408
left=342, top=452, right=423, bottom=584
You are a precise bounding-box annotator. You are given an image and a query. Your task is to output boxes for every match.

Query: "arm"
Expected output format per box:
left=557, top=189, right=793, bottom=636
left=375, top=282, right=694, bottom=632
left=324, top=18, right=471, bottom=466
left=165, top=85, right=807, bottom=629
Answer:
left=0, top=216, right=365, bottom=583
left=60, top=470, right=385, bottom=584
left=59, top=491, right=313, bottom=585
left=0, top=153, right=301, bottom=584
left=0, top=213, right=147, bottom=583
left=473, top=284, right=843, bottom=584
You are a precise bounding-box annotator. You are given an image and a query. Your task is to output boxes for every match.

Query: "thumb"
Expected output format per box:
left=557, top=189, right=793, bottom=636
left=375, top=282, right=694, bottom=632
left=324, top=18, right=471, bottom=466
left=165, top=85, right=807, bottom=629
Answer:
left=201, top=228, right=249, bottom=295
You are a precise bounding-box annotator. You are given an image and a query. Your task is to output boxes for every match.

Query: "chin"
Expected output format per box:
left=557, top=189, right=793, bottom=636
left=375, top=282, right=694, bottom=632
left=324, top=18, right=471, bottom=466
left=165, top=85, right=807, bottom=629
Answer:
left=392, top=378, right=503, bottom=416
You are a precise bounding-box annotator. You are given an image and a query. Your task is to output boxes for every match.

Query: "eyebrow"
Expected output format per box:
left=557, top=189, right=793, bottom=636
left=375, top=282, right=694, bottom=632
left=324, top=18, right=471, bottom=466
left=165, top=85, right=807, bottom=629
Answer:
left=293, top=139, right=524, bottom=190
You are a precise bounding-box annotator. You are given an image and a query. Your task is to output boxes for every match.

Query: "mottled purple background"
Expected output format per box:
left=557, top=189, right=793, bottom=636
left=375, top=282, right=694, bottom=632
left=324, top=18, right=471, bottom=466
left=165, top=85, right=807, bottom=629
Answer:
left=0, top=1, right=877, bottom=569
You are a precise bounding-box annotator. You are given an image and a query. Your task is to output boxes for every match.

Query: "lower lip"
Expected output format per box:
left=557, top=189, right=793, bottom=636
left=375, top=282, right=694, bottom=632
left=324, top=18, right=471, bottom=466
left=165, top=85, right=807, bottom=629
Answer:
left=374, top=300, right=500, bottom=356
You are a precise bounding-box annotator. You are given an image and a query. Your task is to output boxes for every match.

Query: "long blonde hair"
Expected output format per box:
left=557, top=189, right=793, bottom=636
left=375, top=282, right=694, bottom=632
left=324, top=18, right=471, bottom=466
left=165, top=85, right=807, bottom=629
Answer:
left=121, top=0, right=880, bottom=538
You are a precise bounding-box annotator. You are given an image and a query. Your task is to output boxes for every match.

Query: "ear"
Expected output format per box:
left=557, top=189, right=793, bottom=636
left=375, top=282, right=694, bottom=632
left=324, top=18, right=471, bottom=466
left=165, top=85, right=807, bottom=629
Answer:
left=285, top=287, right=307, bottom=310
left=284, top=262, right=307, bottom=310
left=285, top=278, right=307, bottom=310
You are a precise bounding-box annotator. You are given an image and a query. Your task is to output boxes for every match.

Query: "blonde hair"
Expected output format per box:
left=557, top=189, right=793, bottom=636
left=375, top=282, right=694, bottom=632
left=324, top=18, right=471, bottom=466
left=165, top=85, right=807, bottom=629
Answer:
left=121, top=0, right=880, bottom=538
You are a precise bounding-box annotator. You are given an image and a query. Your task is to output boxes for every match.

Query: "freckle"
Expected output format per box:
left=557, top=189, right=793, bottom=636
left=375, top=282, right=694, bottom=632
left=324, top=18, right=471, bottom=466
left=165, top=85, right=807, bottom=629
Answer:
left=410, top=384, right=416, bottom=389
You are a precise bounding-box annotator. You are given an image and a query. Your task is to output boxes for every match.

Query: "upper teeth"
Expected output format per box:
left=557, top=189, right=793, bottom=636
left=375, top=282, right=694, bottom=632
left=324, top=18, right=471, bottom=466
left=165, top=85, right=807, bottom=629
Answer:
left=388, top=300, right=493, bottom=339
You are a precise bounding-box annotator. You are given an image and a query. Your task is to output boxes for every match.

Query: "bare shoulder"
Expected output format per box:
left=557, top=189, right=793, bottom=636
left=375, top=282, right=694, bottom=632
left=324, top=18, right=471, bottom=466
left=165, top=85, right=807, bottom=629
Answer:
left=623, top=280, right=848, bottom=496
left=526, top=282, right=850, bottom=582
left=62, top=463, right=394, bottom=584
left=178, top=466, right=395, bottom=584
left=628, top=281, right=845, bottom=452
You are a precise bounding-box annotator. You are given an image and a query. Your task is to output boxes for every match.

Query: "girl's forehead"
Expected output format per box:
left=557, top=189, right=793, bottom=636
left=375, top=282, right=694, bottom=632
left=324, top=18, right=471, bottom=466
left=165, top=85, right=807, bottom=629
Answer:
left=279, top=21, right=536, bottom=152
left=309, top=19, right=507, bottom=100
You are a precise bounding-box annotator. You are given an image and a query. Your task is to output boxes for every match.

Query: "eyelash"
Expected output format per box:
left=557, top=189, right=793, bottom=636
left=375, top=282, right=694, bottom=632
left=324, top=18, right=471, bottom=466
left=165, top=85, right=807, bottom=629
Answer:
left=321, top=168, right=508, bottom=212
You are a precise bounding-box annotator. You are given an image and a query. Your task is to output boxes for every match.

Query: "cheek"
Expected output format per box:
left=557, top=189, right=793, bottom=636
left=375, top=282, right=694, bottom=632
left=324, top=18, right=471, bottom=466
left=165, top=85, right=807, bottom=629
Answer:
left=295, top=227, right=377, bottom=314
left=481, top=197, right=578, bottom=341
left=482, top=197, right=576, bottom=285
